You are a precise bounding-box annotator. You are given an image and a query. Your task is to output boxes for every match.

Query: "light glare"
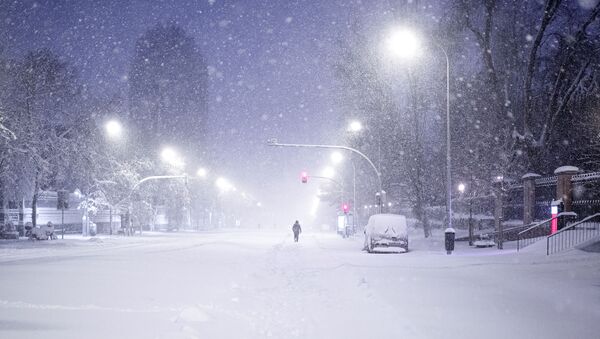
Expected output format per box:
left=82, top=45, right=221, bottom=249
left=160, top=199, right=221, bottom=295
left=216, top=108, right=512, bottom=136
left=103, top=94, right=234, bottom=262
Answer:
left=196, top=167, right=208, bottom=178
left=322, top=166, right=335, bottom=179
left=105, top=120, right=123, bottom=139
left=331, top=152, right=343, bottom=165
left=348, top=120, right=363, bottom=132
left=161, top=147, right=185, bottom=169
left=387, top=28, right=421, bottom=59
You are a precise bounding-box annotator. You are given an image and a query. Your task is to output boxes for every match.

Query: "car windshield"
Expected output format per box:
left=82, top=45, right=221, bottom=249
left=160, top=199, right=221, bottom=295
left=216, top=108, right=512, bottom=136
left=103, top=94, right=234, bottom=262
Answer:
left=1, top=1, right=599, bottom=338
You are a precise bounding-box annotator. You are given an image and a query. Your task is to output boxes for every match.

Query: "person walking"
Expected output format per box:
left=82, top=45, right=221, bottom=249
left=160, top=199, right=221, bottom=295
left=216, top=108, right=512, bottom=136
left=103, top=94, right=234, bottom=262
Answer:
left=292, top=220, right=302, bottom=242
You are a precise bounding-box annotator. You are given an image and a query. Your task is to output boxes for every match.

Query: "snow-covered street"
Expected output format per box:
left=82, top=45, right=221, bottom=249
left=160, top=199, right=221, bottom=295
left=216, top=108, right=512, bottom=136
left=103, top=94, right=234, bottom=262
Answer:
left=1, top=230, right=599, bottom=339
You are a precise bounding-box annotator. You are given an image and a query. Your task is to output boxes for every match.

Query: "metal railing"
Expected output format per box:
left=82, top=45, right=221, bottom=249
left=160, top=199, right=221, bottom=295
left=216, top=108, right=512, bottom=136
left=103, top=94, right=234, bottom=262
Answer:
left=517, top=212, right=577, bottom=251
left=547, top=213, right=600, bottom=255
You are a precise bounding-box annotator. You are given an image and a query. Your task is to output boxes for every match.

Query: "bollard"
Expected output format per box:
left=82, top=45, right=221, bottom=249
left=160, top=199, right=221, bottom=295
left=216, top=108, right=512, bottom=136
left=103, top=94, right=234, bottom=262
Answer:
left=445, top=228, right=456, bottom=255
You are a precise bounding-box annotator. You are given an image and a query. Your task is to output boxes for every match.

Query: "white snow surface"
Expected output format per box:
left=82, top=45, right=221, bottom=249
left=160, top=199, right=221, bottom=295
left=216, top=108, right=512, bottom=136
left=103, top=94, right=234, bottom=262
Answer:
left=1, top=229, right=599, bottom=339
left=521, top=172, right=541, bottom=179
left=554, top=166, right=580, bottom=174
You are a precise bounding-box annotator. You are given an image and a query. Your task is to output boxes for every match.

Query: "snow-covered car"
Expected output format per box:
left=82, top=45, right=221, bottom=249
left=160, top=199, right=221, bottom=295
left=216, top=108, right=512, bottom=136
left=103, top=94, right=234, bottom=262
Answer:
left=364, top=214, right=408, bottom=253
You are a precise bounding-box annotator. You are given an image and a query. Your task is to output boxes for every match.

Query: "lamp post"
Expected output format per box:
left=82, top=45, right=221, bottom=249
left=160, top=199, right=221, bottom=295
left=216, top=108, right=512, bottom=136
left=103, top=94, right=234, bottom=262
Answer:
left=104, top=119, right=123, bottom=234
left=385, top=27, right=453, bottom=230
left=105, top=119, right=123, bottom=140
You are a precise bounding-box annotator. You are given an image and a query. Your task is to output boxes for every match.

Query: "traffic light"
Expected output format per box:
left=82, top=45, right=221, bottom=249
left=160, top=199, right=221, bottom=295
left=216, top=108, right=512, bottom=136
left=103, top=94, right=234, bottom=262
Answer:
left=342, top=203, right=350, bottom=214
left=301, top=171, right=308, bottom=183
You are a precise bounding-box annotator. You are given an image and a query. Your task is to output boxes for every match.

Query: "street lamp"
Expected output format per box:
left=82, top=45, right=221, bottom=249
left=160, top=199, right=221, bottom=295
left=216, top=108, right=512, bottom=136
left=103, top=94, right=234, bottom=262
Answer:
left=215, top=177, right=234, bottom=192
left=330, top=152, right=343, bottom=165
left=103, top=119, right=124, bottom=234
left=105, top=119, right=123, bottom=140
left=385, top=27, right=453, bottom=230
left=322, top=166, right=335, bottom=179
left=348, top=120, right=363, bottom=133
left=457, top=181, right=474, bottom=246
left=386, top=28, right=422, bottom=59
left=161, top=147, right=185, bottom=169
left=196, top=167, right=208, bottom=178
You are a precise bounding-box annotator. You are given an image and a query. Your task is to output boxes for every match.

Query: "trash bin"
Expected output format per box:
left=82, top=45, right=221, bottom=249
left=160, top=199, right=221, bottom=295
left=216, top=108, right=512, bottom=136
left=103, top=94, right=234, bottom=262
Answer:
left=445, top=228, right=456, bottom=255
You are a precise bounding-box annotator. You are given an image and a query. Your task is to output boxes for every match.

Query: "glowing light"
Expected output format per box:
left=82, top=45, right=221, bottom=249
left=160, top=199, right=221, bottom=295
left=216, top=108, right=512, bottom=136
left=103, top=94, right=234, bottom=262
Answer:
left=215, top=177, right=234, bottom=192
left=386, top=28, right=421, bottom=59
left=458, top=183, right=466, bottom=193
left=348, top=120, right=363, bottom=133
left=322, top=166, right=335, bottom=179
left=105, top=120, right=123, bottom=139
left=331, top=152, right=343, bottom=165
left=161, top=147, right=185, bottom=169
left=196, top=167, right=208, bottom=178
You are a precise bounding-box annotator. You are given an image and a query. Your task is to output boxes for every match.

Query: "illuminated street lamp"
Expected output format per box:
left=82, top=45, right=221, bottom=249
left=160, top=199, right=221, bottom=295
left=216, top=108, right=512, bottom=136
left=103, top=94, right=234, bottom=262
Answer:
left=105, top=119, right=123, bottom=140
left=322, top=166, right=335, bottom=179
left=331, top=152, right=343, bottom=165
left=348, top=120, right=363, bottom=133
left=386, top=28, right=422, bottom=59
left=196, top=167, right=208, bottom=178
left=161, top=147, right=185, bottom=169
left=215, top=177, right=234, bottom=192
left=385, top=26, right=453, bottom=230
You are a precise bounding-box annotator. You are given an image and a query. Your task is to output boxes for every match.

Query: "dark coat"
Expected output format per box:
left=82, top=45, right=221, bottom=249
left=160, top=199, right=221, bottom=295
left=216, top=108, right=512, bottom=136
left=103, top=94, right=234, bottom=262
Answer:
left=292, top=222, right=301, bottom=234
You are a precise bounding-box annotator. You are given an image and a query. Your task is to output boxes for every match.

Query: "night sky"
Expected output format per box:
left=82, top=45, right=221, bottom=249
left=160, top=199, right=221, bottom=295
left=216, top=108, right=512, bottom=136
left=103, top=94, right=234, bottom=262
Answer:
left=0, top=0, right=442, bottom=223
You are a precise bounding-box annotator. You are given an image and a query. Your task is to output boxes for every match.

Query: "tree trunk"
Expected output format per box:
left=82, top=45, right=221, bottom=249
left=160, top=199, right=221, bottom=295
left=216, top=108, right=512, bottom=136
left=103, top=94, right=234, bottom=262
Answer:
left=31, top=178, right=39, bottom=227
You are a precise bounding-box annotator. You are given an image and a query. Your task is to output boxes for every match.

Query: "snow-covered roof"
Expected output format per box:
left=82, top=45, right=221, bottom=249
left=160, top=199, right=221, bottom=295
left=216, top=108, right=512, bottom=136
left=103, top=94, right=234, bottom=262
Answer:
left=522, top=173, right=541, bottom=179
left=554, top=166, right=580, bottom=175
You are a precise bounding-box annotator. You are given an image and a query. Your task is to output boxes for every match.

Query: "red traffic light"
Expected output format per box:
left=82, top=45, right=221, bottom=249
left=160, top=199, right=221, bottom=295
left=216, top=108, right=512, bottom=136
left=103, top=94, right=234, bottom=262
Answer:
left=301, top=171, right=308, bottom=183
left=342, top=203, right=350, bottom=214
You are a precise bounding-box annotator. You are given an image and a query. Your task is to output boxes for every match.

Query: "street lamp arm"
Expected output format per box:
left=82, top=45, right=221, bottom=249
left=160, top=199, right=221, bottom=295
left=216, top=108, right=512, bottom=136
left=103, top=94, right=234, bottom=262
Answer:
left=132, top=175, right=187, bottom=191
left=267, top=140, right=381, bottom=182
left=116, top=175, right=187, bottom=209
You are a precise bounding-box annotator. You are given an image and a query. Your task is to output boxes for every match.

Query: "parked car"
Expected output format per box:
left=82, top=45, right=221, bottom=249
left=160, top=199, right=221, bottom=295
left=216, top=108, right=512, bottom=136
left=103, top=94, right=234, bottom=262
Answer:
left=364, top=214, right=408, bottom=253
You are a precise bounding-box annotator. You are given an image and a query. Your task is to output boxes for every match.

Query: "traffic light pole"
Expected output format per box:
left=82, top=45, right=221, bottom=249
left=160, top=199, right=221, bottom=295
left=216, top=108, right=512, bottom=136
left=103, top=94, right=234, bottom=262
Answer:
left=267, top=139, right=383, bottom=213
